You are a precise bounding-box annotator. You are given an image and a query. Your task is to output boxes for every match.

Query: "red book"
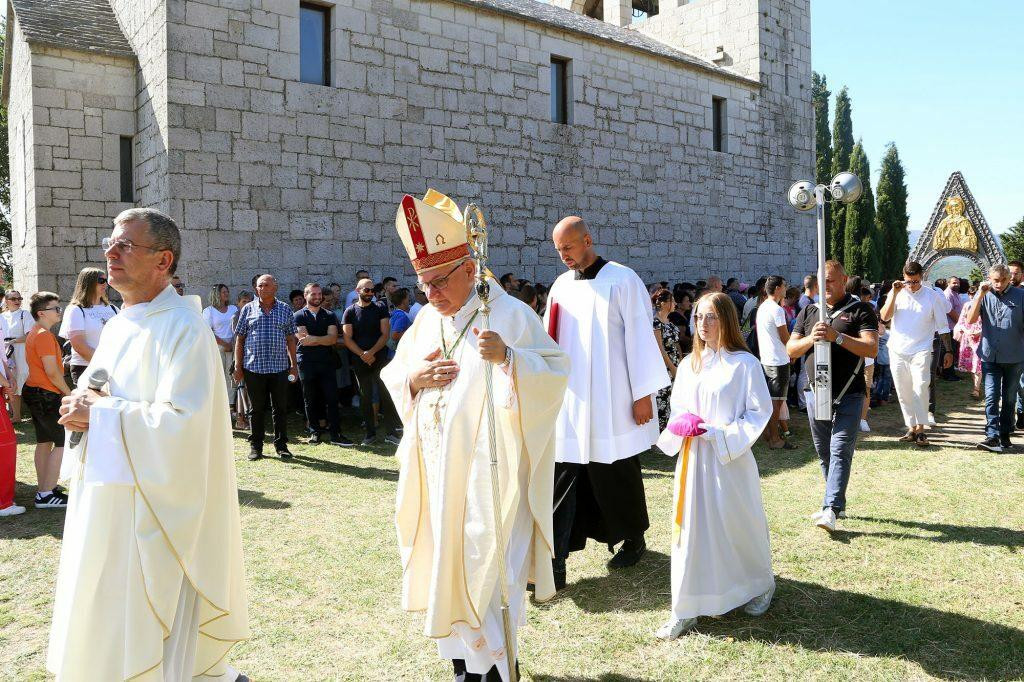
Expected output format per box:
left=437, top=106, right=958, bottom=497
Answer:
left=547, top=300, right=560, bottom=343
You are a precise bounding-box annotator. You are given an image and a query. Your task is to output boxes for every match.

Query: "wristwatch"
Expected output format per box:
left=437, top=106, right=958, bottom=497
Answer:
left=835, top=333, right=845, bottom=346
left=499, top=346, right=513, bottom=369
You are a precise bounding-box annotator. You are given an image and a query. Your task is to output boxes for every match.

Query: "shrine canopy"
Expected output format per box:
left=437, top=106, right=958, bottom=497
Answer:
left=910, top=171, right=1005, bottom=276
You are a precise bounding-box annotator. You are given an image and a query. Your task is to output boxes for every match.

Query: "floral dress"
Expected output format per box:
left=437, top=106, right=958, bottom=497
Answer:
left=953, top=304, right=982, bottom=373
left=654, top=316, right=683, bottom=429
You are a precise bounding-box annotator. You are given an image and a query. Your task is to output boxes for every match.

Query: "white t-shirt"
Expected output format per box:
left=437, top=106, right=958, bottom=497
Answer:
left=58, top=304, right=119, bottom=367
left=1, top=309, right=30, bottom=339
left=756, top=298, right=790, bottom=367
left=408, top=301, right=423, bottom=322
left=887, top=286, right=951, bottom=356
left=203, top=304, right=238, bottom=343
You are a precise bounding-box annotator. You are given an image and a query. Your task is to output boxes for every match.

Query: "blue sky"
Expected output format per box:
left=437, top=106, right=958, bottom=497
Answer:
left=812, top=0, right=1024, bottom=234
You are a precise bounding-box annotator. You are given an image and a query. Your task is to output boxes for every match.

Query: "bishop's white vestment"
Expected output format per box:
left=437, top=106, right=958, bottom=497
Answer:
left=381, top=284, right=568, bottom=680
left=656, top=349, right=775, bottom=619
left=48, top=285, right=249, bottom=681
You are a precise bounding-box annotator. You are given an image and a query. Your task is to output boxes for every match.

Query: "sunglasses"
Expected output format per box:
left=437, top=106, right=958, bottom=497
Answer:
left=97, top=277, right=107, bottom=284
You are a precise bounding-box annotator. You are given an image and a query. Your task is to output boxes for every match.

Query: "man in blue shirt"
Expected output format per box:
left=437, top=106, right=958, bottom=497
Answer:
left=295, top=283, right=353, bottom=447
left=233, top=274, right=298, bottom=460
left=966, top=263, right=1024, bottom=452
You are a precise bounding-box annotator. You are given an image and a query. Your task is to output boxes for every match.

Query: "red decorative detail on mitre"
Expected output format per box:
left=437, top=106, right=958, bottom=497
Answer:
left=412, top=244, right=471, bottom=273
left=401, top=195, right=428, bottom=257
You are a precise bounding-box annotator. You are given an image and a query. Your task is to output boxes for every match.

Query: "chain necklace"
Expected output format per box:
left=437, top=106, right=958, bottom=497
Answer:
left=440, top=310, right=480, bottom=360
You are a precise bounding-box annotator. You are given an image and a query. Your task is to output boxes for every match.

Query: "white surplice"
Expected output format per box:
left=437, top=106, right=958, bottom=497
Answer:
left=381, top=283, right=569, bottom=680
left=48, top=285, right=249, bottom=681
left=655, top=349, right=775, bottom=619
left=545, top=262, right=670, bottom=464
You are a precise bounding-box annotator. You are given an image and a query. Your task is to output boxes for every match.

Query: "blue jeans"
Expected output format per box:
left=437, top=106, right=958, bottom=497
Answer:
left=872, top=364, right=893, bottom=402
left=981, top=361, right=1024, bottom=440
left=807, top=392, right=864, bottom=512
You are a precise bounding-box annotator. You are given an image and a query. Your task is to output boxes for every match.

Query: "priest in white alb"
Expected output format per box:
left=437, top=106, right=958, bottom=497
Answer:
left=654, top=292, right=775, bottom=640
left=52, top=208, right=249, bottom=681
left=382, top=191, right=569, bottom=681
left=544, top=216, right=670, bottom=588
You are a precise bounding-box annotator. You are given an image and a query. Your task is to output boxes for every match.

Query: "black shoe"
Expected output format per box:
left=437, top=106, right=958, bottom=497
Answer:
left=34, top=491, right=68, bottom=509
left=276, top=447, right=293, bottom=459
left=1001, top=438, right=1013, bottom=451
left=303, top=432, right=321, bottom=445
left=553, top=567, right=567, bottom=591
left=977, top=437, right=1003, bottom=453
left=361, top=433, right=377, bottom=446
left=248, top=449, right=263, bottom=461
left=330, top=433, right=355, bottom=447
left=384, top=432, right=402, bottom=446
left=608, top=537, right=647, bottom=569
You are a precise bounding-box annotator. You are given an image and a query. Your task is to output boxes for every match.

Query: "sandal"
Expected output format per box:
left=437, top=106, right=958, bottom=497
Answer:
left=914, top=433, right=930, bottom=447
left=898, top=431, right=916, bottom=443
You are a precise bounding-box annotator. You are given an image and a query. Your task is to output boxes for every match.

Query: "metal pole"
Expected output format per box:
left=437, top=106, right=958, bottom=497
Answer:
left=812, top=185, right=833, bottom=419
left=465, top=205, right=518, bottom=682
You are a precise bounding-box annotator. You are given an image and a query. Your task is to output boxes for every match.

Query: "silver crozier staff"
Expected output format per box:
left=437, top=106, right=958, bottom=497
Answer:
left=463, top=203, right=518, bottom=682
left=788, top=171, right=863, bottom=419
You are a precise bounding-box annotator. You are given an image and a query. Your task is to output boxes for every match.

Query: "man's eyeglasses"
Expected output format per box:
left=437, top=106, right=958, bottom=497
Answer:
left=6, top=297, right=21, bottom=302
left=102, top=237, right=160, bottom=254
left=42, top=306, right=62, bottom=314
left=415, top=261, right=465, bottom=293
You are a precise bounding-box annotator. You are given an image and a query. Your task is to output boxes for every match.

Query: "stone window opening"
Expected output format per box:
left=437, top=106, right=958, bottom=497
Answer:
left=712, top=96, right=727, bottom=153
left=299, top=2, right=331, bottom=86
left=550, top=56, right=572, bottom=125
left=119, top=136, right=134, bottom=203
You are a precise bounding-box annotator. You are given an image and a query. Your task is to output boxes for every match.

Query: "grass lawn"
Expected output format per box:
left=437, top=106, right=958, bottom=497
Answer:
left=2, top=376, right=1023, bottom=680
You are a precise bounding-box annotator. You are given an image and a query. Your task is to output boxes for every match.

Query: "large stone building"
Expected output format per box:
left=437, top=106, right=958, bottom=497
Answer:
left=3, top=0, right=813, bottom=298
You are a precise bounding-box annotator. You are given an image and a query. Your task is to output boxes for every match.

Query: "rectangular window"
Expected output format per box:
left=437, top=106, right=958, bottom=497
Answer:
left=550, top=56, right=571, bottom=124
left=712, top=97, right=727, bottom=152
left=119, top=136, right=133, bottom=203
left=299, top=3, right=330, bottom=86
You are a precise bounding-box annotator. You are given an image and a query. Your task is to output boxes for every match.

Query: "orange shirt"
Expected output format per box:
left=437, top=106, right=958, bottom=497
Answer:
left=25, top=326, right=63, bottom=394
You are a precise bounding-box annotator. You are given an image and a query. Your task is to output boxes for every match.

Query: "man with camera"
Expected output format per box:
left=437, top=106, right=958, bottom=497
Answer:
left=879, top=261, right=953, bottom=447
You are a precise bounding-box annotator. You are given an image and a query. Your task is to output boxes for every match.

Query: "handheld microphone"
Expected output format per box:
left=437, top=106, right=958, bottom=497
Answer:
left=68, top=368, right=109, bottom=448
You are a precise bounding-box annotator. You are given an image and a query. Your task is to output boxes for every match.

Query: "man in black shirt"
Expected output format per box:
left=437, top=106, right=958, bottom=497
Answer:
left=787, top=260, right=878, bottom=533
left=342, top=278, right=401, bottom=446
left=295, top=284, right=353, bottom=446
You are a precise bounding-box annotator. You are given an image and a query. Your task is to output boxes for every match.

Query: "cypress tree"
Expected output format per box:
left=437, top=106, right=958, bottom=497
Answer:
left=812, top=72, right=832, bottom=186
left=875, top=143, right=910, bottom=277
left=829, top=87, right=854, bottom=263
left=843, top=142, right=877, bottom=278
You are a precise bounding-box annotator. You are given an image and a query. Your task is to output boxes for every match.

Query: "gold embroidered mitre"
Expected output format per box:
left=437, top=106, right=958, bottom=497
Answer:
left=395, top=189, right=471, bottom=274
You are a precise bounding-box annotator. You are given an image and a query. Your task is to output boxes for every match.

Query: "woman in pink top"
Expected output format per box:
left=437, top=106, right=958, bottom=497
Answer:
left=953, top=293, right=983, bottom=398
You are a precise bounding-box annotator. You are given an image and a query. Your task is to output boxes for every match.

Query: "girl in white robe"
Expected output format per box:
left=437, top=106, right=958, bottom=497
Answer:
left=654, top=292, right=775, bottom=639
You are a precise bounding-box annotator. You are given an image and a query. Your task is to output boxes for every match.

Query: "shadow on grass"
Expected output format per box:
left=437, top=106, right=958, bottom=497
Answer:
left=560, top=549, right=672, bottom=614
left=846, top=516, right=1024, bottom=551
left=531, top=675, right=654, bottom=681
left=708, top=577, right=1024, bottom=680
left=287, top=452, right=398, bottom=482
left=237, top=488, right=292, bottom=510
left=0, top=480, right=65, bottom=540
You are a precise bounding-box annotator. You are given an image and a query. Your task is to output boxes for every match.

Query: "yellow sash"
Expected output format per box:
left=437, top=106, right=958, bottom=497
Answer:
left=672, top=437, right=693, bottom=545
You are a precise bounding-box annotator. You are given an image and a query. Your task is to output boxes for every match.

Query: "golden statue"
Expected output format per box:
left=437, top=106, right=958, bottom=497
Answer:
left=933, top=196, right=978, bottom=252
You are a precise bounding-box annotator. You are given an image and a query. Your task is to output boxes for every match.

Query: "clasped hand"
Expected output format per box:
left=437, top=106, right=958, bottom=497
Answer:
left=410, top=349, right=460, bottom=392
left=58, top=385, right=108, bottom=432
left=811, top=321, right=838, bottom=343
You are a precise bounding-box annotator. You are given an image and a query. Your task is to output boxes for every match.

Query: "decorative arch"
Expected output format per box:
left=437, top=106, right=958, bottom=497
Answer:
left=910, top=171, right=1004, bottom=275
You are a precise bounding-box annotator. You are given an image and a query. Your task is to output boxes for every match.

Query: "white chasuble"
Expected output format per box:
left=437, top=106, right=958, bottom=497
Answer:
left=545, top=262, right=670, bottom=465
left=655, top=349, right=775, bottom=620
left=381, top=284, right=569, bottom=679
left=48, top=285, right=249, bottom=681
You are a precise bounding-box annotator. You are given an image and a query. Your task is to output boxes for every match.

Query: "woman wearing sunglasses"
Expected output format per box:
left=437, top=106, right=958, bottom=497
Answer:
left=58, top=267, right=119, bottom=385
left=2, top=290, right=31, bottom=421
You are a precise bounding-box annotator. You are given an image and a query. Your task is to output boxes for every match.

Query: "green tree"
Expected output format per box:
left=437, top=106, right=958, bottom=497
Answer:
left=0, top=34, right=10, bottom=285
left=829, top=87, right=854, bottom=263
left=1000, top=216, right=1024, bottom=263
left=812, top=72, right=832, bottom=186
left=875, top=143, right=910, bottom=277
left=842, top=142, right=877, bottom=278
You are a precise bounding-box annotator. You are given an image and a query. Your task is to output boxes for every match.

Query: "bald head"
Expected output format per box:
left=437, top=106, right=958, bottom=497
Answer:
left=552, top=216, right=597, bottom=272
left=255, top=274, right=278, bottom=302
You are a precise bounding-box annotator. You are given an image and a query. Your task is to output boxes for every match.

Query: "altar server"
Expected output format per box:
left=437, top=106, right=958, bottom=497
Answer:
left=654, top=292, right=775, bottom=639
left=544, top=217, right=670, bottom=588
left=51, top=208, right=249, bottom=681
left=382, top=191, right=569, bottom=681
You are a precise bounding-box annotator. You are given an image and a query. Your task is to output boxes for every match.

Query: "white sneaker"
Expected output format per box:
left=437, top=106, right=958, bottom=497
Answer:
left=860, top=419, right=870, bottom=432
left=815, top=507, right=836, bottom=532
left=927, top=413, right=936, bottom=426
left=0, top=504, right=26, bottom=516
left=743, top=585, right=775, bottom=616
left=813, top=507, right=846, bottom=521
left=655, top=616, right=697, bottom=640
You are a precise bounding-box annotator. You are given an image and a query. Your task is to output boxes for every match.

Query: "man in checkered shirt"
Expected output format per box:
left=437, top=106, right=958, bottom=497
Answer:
left=233, top=274, right=299, bottom=461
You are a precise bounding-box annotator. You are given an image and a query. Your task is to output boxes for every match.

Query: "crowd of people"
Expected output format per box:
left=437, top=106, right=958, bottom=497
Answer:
left=0, top=194, right=1021, bottom=682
